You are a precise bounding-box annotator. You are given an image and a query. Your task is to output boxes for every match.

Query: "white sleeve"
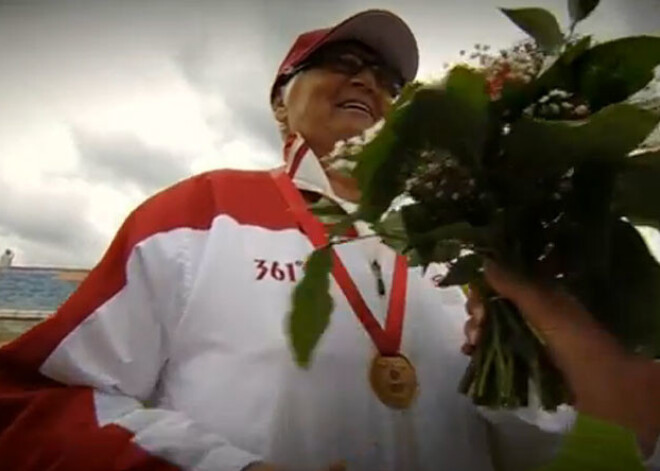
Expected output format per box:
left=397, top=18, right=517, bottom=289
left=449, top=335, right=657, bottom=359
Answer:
left=642, top=436, right=660, bottom=470
left=478, top=397, right=576, bottom=471
left=0, top=213, right=261, bottom=471
left=484, top=401, right=660, bottom=471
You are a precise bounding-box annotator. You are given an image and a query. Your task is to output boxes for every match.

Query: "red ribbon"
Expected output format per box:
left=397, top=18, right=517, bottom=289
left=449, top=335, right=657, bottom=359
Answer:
left=271, top=169, right=408, bottom=355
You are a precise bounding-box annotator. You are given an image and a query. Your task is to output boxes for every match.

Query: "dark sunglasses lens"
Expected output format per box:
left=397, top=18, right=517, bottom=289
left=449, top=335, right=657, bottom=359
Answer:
left=317, top=52, right=403, bottom=96
left=333, top=55, right=364, bottom=74
left=372, top=66, right=401, bottom=96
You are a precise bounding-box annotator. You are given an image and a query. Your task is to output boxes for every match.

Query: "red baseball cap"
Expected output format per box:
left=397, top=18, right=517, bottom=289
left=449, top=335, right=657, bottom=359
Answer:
left=271, top=9, right=418, bottom=101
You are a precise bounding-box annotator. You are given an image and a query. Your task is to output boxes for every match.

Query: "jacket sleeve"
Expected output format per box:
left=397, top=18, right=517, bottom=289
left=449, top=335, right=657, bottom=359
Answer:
left=645, top=438, right=660, bottom=470
left=0, top=180, right=261, bottom=471
left=479, top=401, right=575, bottom=471
left=483, top=401, right=660, bottom=471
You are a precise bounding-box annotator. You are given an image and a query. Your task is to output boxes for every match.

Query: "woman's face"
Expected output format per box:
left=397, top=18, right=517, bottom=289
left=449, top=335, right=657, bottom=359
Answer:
left=275, top=42, right=397, bottom=157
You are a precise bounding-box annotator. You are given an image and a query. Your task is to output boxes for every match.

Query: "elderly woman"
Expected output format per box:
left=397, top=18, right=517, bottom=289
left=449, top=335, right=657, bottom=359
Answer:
left=0, top=9, right=657, bottom=471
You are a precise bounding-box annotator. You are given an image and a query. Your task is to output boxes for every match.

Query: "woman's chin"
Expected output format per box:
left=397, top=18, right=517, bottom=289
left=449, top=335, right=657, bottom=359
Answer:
left=336, top=122, right=372, bottom=140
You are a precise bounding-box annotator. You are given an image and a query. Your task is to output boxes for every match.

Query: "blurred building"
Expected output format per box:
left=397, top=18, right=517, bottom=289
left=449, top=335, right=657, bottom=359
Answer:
left=0, top=265, right=88, bottom=346
left=0, top=249, right=14, bottom=268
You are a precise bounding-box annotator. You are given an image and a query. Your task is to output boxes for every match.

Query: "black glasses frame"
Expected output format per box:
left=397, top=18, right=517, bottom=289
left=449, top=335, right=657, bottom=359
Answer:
left=289, top=49, right=404, bottom=98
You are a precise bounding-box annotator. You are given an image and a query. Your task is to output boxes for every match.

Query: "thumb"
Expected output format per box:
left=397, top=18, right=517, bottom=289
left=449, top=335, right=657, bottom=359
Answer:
left=483, top=259, right=589, bottom=338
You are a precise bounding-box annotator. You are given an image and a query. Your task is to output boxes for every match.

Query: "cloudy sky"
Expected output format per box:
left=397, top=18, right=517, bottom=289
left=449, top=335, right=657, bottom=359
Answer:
left=0, top=0, right=658, bottom=268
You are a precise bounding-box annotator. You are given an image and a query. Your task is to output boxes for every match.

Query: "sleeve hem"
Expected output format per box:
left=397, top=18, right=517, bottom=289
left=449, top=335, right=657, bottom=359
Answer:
left=640, top=434, right=660, bottom=470
left=193, top=446, right=263, bottom=471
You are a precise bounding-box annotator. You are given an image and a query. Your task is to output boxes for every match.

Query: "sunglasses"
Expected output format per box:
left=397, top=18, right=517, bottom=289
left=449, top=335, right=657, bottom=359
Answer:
left=295, top=50, right=403, bottom=97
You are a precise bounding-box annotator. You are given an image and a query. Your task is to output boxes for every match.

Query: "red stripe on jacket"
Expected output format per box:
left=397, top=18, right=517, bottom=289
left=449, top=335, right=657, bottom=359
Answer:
left=0, top=169, right=296, bottom=470
left=1, top=169, right=296, bottom=370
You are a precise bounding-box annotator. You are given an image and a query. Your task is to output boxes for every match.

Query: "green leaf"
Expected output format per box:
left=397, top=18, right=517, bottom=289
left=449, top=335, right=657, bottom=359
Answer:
left=504, top=35, right=660, bottom=115
left=575, top=36, right=660, bottom=110
left=373, top=210, right=409, bottom=252
left=568, top=0, right=600, bottom=26
left=438, top=253, right=483, bottom=287
left=560, top=35, right=593, bottom=63
left=537, top=414, right=644, bottom=471
left=355, top=67, right=490, bottom=222
left=439, top=66, right=492, bottom=166
left=288, top=247, right=334, bottom=368
left=309, top=197, right=347, bottom=225
left=400, top=242, right=463, bottom=268
left=353, top=104, right=405, bottom=222
left=430, top=241, right=463, bottom=263
left=399, top=203, right=443, bottom=267
left=408, top=219, right=487, bottom=248
left=613, top=149, right=660, bottom=230
left=393, top=80, right=424, bottom=109
left=500, top=8, right=564, bottom=53
left=445, top=66, right=491, bottom=118
left=327, top=213, right=360, bottom=240
left=536, top=35, right=593, bottom=92
left=498, top=35, right=592, bottom=116
left=589, top=219, right=660, bottom=355
left=503, top=104, right=659, bottom=178
left=352, top=81, right=424, bottom=211
left=375, top=210, right=407, bottom=236
left=389, top=67, right=490, bottom=169
left=399, top=202, right=484, bottom=267
left=405, top=248, right=426, bottom=268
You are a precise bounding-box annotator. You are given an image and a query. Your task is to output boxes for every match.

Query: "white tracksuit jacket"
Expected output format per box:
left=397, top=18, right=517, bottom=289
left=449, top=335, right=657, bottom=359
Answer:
left=1, top=135, right=657, bottom=471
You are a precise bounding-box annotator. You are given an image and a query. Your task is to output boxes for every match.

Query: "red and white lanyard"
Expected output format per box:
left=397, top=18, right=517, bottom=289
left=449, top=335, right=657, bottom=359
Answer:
left=271, top=169, right=408, bottom=356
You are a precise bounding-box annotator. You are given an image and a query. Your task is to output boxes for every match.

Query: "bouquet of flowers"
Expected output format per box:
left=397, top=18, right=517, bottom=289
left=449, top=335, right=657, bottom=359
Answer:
left=289, top=0, right=660, bottom=410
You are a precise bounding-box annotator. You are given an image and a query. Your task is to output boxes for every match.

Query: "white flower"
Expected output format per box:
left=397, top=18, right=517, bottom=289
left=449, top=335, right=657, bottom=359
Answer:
left=322, top=119, right=385, bottom=167
left=363, top=119, right=384, bottom=142
left=548, top=89, right=571, bottom=101
left=574, top=104, right=590, bottom=117
left=328, top=158, right=357, bottom=173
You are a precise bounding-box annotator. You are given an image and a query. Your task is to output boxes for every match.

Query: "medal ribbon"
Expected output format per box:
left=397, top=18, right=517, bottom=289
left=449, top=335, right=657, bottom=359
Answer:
left=271, top=169, right=408, bottom=355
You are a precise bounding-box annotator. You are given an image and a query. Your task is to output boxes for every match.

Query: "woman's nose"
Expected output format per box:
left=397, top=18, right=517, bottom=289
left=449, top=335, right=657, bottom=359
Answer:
left=349, top=68, right=379, bottom=93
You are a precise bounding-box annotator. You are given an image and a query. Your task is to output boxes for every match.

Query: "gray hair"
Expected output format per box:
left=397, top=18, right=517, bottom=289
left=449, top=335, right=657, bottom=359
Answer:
left=274, top=73, right=301, bottom=137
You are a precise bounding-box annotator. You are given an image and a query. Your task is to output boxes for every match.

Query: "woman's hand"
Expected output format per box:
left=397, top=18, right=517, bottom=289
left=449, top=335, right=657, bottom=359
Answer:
left=462, top=260, right=660, bottom=454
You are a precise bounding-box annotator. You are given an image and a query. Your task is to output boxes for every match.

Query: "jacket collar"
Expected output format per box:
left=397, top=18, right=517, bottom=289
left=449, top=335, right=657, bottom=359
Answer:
left=283, top=133, right=357, bottom=213
left=282, top=134, right=378, bottom=247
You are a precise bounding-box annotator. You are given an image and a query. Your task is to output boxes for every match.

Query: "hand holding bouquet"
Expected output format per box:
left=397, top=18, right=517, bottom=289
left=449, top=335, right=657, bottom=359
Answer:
left=289, top=0, right=660, bottom=411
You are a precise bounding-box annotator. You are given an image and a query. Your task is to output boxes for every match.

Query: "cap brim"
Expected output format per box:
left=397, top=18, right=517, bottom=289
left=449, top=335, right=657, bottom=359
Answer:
left=320, top=10, right=418, bottom=84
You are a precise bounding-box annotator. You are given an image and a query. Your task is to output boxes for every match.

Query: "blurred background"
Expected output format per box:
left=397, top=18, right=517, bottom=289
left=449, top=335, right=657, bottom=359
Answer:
left=0, top=0, right=657, bottom=269
left=0, top=2, right=658, bottom=468
left=0, top=0, right=658, bottom=341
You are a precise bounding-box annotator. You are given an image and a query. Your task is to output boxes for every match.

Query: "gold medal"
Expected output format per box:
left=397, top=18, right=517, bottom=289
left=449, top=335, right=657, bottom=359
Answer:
left=271, top=172, right=416, bottom=409
left=369, top=354, right=418, bottom=409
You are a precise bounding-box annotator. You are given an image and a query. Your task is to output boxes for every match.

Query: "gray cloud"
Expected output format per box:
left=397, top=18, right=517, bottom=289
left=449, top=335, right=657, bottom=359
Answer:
left=615, top=1, right=660, bottom=35
left=0, top=178, right=105, bottom=267
left=72, top=128, right=192, bottom=195
left=174, top=33, right=281, bottom=153
left=0, top=0, right=658, bottom=269
left=172, top=0, right=395, bottom=154
left=0, top=195, right=91, bottom=249
left=172, top=0, right=659, bottom=158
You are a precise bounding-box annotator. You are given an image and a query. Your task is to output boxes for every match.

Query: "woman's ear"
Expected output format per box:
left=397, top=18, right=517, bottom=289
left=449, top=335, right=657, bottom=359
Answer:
left=272, top=94, right=288, bottom=126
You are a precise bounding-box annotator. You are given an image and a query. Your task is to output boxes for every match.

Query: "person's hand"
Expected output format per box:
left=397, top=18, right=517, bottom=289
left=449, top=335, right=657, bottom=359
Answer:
left=461, top=284, right=485, bottom=357
left=462, top=260, right=660, bottom=454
